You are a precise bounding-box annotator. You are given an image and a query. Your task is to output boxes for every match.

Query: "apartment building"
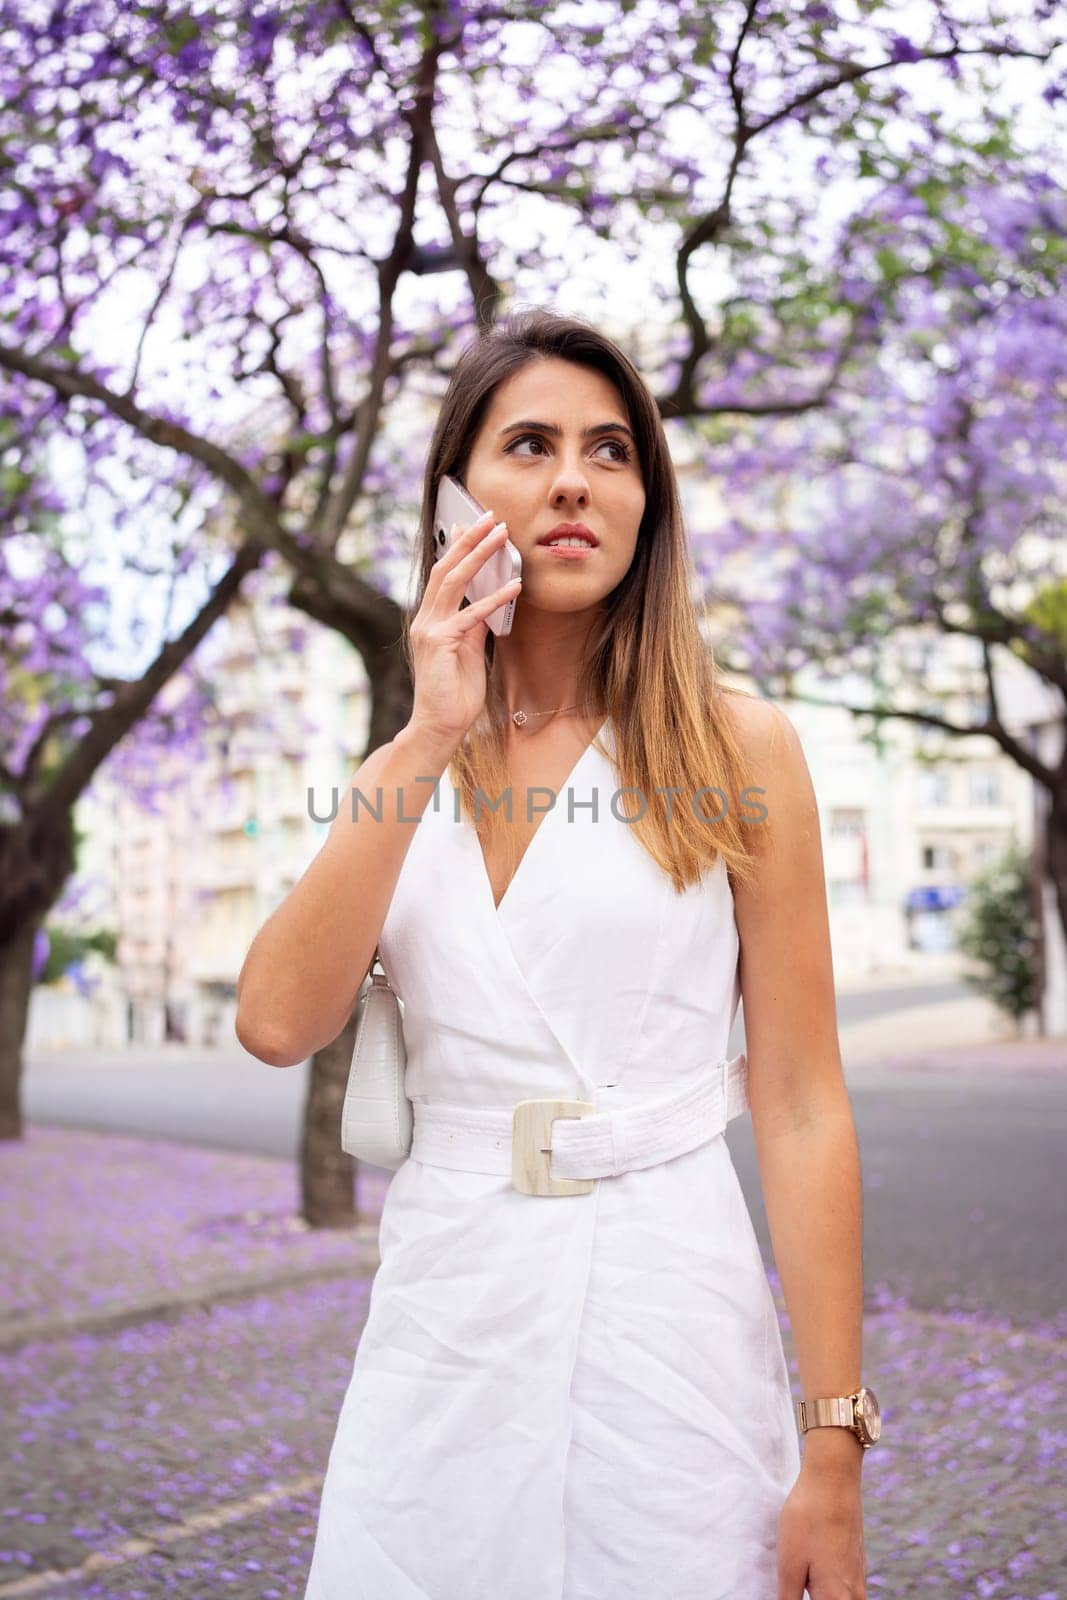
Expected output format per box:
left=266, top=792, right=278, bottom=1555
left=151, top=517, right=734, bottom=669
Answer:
left=179, top=586, right=371, bottom=1047
left=787, top=677, right=1033, bottom=978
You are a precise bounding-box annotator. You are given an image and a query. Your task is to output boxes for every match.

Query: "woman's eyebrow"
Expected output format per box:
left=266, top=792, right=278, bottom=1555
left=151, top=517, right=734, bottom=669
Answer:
left=497, top=418, right=636, bottom=445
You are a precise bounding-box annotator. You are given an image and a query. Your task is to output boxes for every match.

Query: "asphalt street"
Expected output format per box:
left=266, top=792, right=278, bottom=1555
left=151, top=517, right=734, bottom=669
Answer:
left=22, top=976, right=975, bottom=1160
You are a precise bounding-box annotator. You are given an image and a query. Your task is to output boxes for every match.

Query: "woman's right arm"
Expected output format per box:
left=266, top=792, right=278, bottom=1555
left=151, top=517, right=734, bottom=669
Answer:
left=234, top=720, right=458, bottom=1067
left=234, top=503, right=520, bottom=1067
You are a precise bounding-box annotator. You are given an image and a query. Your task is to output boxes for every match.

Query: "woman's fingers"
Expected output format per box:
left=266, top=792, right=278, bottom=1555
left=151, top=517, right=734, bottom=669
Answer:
left=425, top=511, right=497, bottom=590
left=425, top=517, right=510, bottom=615
left=405, top=508, right=518, bottom=744
left=453, top=573, right=522, bottom=634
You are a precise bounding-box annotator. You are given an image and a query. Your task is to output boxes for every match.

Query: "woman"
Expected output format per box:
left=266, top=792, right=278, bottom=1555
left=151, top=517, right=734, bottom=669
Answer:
left=236, top=309, right=873, bottom=1599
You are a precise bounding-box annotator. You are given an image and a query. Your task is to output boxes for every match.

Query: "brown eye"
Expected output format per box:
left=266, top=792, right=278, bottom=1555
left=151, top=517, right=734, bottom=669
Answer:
left=504, top=433, right=632, bottom=462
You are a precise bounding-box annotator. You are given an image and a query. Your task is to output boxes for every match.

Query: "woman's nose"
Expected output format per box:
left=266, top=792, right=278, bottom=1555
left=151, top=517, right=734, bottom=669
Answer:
left=549, top=459, right=592, bottom=494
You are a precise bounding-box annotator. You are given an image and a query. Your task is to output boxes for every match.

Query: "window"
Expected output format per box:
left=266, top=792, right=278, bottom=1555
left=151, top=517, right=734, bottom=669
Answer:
left=917, top=770, right=951, bottom=807
left=969, top=769, right=1002, bottom=807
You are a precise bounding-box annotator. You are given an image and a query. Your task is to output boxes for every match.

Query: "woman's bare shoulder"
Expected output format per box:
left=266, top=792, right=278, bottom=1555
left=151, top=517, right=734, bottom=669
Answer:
left=716, top=686, right=795, bottom=756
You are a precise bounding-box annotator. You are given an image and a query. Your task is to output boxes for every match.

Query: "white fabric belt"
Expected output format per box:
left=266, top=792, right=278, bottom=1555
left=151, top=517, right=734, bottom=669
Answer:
left=410, top=1052, right=749, bottom=1186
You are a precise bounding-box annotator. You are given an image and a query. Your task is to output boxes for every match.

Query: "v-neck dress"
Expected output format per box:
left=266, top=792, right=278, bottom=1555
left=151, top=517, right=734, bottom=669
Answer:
left=303, top=718, right=801, bottom=1600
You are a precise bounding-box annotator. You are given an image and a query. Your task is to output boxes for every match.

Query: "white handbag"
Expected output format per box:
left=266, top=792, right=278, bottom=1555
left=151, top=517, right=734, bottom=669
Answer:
left=340, top=946, right=413, bottom=1170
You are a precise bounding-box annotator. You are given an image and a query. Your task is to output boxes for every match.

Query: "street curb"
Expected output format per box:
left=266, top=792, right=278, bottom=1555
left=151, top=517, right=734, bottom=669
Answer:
left=0, top=1239, right=381, bottom=1352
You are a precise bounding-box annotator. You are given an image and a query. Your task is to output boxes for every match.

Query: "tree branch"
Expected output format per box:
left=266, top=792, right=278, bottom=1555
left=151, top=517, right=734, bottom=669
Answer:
left=777, top=687, right=1057, bottom=790
left=34, top=538, right=266, bottom=818
left=317, top=27, right=448, bottom=547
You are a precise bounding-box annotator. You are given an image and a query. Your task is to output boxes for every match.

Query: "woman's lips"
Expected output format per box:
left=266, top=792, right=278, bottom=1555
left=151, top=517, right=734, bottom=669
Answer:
left=536, top=543, right=597, bottom=559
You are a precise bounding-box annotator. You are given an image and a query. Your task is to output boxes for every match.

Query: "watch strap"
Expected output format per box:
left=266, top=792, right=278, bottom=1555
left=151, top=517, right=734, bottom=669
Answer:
left=796, top=1395, right=857, bottom=1432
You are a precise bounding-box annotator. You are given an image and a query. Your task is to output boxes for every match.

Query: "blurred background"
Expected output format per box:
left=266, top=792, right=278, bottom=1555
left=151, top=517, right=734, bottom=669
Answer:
left=1, top=2, right=1064, bottom=1596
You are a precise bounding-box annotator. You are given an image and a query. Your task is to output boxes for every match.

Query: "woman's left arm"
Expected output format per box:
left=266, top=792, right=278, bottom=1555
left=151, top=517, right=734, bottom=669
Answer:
left=726, top=694, right=868, bottom=1600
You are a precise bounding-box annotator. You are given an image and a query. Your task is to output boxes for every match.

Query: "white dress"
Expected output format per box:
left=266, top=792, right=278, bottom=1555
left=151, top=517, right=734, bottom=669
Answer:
left=304, top=717, right=801, bottom=1600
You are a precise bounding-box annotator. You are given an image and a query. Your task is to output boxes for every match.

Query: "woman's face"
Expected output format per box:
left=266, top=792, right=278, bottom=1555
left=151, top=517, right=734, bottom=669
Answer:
left=461, top=356, right=646, bottom=615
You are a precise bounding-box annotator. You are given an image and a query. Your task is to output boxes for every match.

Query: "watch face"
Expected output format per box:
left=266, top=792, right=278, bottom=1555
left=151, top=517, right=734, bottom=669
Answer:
left=858, top=1388, right=882, bottom=1442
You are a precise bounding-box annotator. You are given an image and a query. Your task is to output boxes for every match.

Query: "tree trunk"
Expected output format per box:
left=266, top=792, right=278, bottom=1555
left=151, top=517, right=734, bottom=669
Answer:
left=298, top=1009, right=361, bottom=1227
left=1044, top=776, right=1067, bottom=1025
left=0, top=921, right=39, bottom=1141
left=282, top=614, right=413, bottom=1227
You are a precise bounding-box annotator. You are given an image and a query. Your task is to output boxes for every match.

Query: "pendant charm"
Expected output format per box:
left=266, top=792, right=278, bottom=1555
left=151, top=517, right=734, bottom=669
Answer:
left=512, top=710, right=528, bottom=726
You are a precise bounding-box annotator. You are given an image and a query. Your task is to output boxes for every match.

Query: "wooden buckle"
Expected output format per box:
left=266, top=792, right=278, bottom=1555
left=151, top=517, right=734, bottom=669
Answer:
left=511, top=1099, right=595, bottom=1196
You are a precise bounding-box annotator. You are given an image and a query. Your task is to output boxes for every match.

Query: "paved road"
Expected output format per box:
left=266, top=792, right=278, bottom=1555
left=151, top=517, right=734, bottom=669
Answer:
left=833, top=977, right=971, bottom=1020
left=22, top=976, right=976, bottom=1159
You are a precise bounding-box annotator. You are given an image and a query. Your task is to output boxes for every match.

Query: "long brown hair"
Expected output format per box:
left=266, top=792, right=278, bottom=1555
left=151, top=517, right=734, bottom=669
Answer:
left=404, top=307, right=763, bottom=894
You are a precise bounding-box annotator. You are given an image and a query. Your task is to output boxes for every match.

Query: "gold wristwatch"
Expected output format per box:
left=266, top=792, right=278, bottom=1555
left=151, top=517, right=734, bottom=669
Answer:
left=796, top=1385, right=882, bottom=1449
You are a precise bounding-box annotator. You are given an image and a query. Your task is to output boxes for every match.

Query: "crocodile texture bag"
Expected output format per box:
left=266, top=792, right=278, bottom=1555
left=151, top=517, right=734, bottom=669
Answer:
left=340, top=947, right=412, bottom=1170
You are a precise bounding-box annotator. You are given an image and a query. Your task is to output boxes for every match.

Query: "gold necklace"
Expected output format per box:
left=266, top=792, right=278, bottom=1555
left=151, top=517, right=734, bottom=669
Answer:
left=508, top=703, right=579, bottom=727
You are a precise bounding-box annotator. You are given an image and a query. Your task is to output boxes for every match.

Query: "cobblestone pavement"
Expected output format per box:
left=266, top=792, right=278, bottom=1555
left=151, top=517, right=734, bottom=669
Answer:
left=2, top=1041, right=1065, bottom=1600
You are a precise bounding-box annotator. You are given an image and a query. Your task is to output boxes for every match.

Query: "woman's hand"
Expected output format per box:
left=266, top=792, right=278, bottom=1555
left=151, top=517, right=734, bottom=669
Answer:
left=777, top=1455, right=867, bottom=1599
left=406, top=508, right=521, bottom=750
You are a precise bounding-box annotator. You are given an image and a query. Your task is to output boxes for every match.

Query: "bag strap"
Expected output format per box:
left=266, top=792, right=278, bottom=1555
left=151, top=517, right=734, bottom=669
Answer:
left=364, top=944, right=398, bottom=999
left=358, top=947, right=384, bottom=1009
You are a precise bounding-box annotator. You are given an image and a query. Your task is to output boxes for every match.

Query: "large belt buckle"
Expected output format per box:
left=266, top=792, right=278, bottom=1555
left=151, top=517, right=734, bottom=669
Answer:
left=512, top=1099, right=595, bottom=1196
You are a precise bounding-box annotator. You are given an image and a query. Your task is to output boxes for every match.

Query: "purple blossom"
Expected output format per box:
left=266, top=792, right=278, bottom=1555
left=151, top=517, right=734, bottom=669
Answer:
left=888, top=35, right=924, bottom=64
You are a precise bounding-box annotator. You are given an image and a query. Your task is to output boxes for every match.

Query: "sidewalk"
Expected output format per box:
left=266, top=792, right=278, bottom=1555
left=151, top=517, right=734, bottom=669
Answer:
left=837, top=982, right=1065, bottom=1068
left=2, top=1082, right=1064, bottom=1596
left=844, top=1026, right=1066, bottom=1074
left=0, top=1127, right=388, bottom=1352
left=0, top=1124, right=387, bottom=1599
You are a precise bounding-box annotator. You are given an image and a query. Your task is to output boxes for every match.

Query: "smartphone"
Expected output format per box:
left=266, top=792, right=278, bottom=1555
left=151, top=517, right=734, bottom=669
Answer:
left=433, top=474, right=522, bottom=637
